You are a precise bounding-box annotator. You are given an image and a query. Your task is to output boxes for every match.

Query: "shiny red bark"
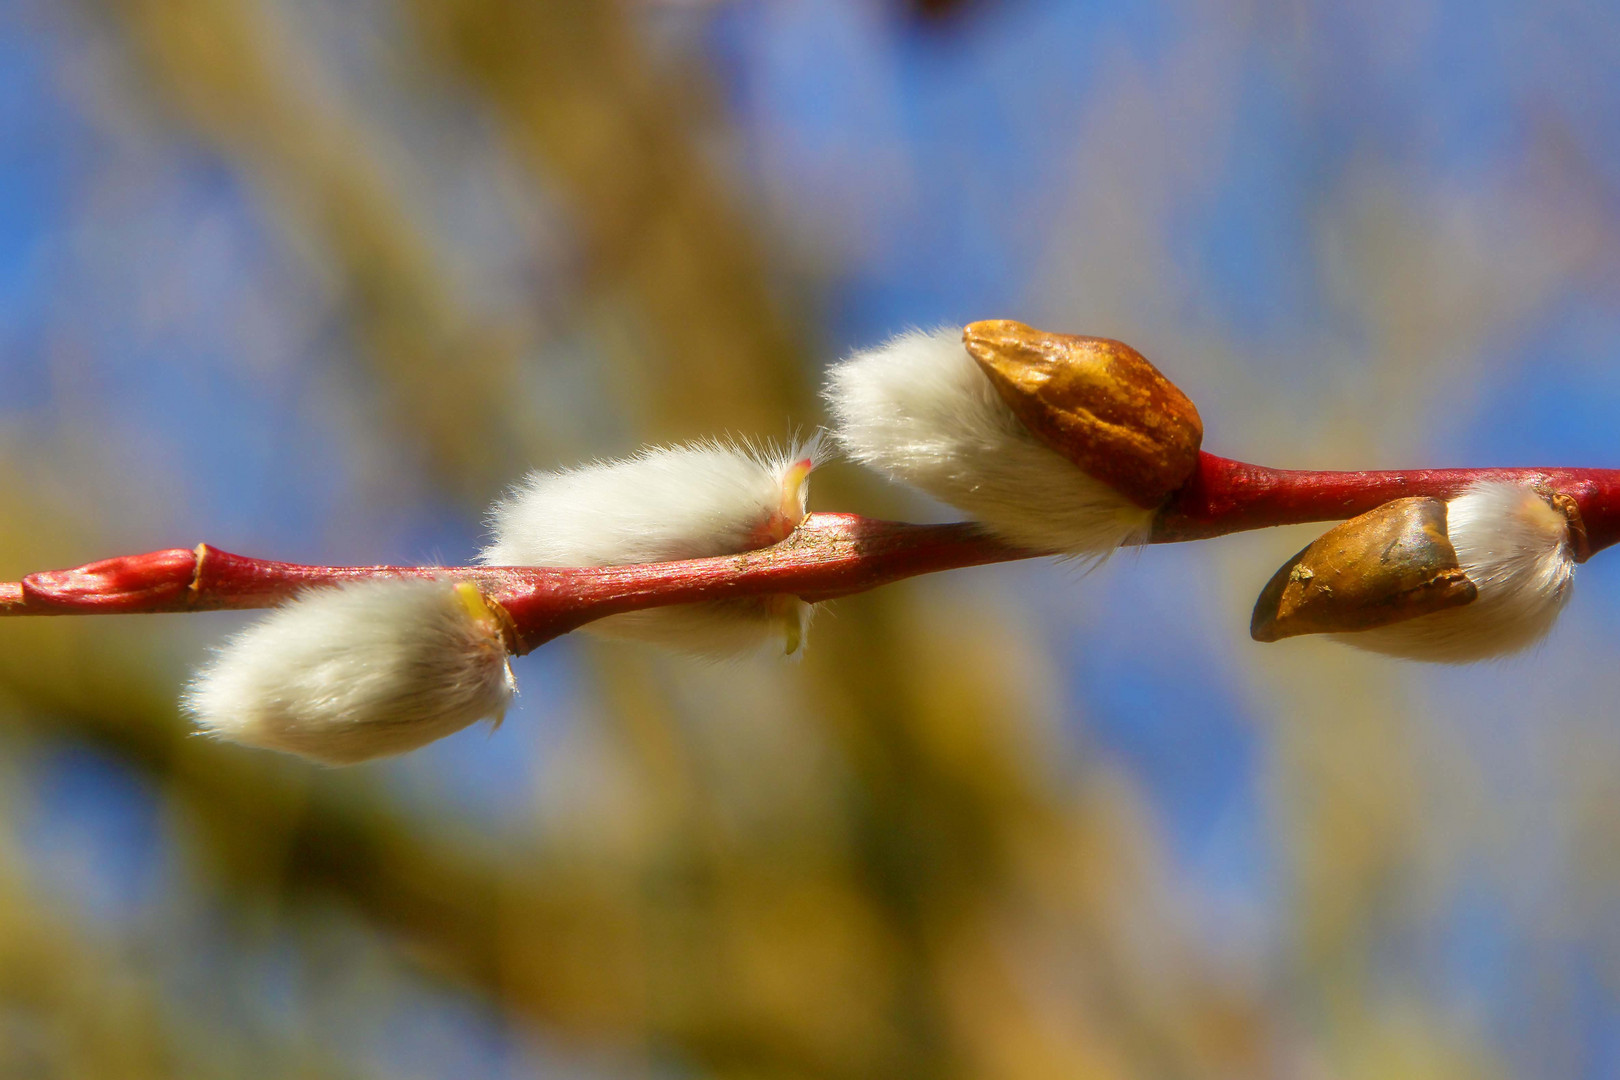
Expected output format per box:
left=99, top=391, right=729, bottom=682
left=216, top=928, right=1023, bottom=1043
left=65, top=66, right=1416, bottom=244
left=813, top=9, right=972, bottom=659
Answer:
left=6, top=454, right=1618, bottom=654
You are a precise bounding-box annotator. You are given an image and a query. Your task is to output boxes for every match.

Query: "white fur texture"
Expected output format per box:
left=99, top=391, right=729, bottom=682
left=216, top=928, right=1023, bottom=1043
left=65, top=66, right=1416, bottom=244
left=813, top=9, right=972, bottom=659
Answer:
left=1334, top=482, right=1577, bottom=662
left=186, top=580, right=515, bottom=765
left=482, top=438, right=823, bottom=657
left=823, top=327, right=1154, bottom=554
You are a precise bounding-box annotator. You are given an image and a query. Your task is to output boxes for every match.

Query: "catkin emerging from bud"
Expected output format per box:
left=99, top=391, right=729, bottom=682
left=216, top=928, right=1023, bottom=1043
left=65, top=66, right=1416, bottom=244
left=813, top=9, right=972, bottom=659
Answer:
left=186, top=580, right=516, bottom=765
left=824, top=327, right=1159, bottom=555
left=1252, top=482, right=1580, bottom=663
left=481, top=437, right=823, bottom=657
left=962, top=320, right=1203, bottom=507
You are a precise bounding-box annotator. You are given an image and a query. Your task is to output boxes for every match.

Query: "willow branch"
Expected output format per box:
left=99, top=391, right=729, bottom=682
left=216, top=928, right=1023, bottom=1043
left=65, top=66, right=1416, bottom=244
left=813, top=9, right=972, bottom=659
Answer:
left=1154, top=454, right=1620, bottom=550
left=0, top=515, right=1024, bottom=655
left=5, top=454, right=1619, bottom=655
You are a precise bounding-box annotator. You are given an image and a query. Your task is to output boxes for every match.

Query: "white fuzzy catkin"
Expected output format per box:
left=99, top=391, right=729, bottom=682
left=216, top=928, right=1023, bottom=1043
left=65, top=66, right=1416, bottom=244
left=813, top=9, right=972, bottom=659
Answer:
left=186, top=579, right=515, bottom=765
left=481, top=437, right=824, bottom=657
left=823, top=327, right=1154, bottom=554
left=1334, top=482, right=1578, bottom=663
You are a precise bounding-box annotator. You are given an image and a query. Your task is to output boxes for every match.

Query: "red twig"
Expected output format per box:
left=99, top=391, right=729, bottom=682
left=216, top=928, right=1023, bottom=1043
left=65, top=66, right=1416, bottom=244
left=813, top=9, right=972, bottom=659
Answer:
left=0, top=515, right=1025, bottom=654
left=1156, top=454, right=1620, bottom=549
left=5, top=454, right=1618, bottom=655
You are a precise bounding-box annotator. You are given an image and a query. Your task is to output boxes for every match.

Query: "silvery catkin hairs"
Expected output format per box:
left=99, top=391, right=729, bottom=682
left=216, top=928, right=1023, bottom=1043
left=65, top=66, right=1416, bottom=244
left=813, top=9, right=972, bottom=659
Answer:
left=481, top=435, right=826, bottom=658
left=824, top=328, right=1155, bottom=555
left=186, top=579, right=515, bottom=765
left=1331, top=482, right=1578, bottom=663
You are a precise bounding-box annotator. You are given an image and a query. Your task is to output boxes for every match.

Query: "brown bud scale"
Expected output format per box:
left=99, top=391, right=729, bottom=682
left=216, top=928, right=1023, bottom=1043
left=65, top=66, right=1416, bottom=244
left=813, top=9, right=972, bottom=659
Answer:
left=1250, top=497, right=1478, bottom=643
left=963, top=319, right=1203, bottom=508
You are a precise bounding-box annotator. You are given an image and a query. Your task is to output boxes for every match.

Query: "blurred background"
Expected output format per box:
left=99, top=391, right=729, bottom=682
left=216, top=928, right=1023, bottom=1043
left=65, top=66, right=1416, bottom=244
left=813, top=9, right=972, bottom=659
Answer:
left=3, top=1, right=1620, bottom=1076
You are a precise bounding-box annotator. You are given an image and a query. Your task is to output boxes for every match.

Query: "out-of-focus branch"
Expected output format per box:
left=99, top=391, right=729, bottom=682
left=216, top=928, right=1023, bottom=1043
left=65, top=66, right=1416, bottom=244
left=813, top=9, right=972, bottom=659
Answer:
left=88, top=0, right=548, bottom=494
left=406, top=0, right=814, bottom=434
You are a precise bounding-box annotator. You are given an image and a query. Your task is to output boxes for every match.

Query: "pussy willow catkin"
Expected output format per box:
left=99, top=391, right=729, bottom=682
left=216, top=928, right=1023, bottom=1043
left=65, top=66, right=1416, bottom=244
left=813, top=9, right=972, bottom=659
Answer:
left=824, top=328, right=1155, bottom=555
left=482, top=436, right=825, bottom=657
left=1332, top=483, right=1578, bottom=663
left=187, top=579, right=514, bottom=764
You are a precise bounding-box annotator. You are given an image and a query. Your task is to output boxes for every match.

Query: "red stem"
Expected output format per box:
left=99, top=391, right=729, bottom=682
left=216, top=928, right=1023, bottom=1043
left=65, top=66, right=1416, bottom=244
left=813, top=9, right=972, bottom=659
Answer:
left=5, top=453, right=1618, bottom=654
left=0, top=516, right=1024, bottom=654
left=1155, top=454, right=1620, bottom=551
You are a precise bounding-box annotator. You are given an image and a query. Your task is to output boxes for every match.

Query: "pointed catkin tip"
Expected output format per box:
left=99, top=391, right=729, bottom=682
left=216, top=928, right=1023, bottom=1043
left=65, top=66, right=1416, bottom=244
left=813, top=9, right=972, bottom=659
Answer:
left=1252, top=484, right=1580, bottom=662
left=1250, top=497, right=1478, bottom=642
left=962, top=320, right=1203, bottom=507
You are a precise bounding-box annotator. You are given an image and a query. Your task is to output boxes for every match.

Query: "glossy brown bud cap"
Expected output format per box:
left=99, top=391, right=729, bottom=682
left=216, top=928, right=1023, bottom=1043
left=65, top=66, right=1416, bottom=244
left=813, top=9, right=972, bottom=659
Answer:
left=963, top=320, right=1203, bottom=507
left=1250, top=497, right=1478, bottom=643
